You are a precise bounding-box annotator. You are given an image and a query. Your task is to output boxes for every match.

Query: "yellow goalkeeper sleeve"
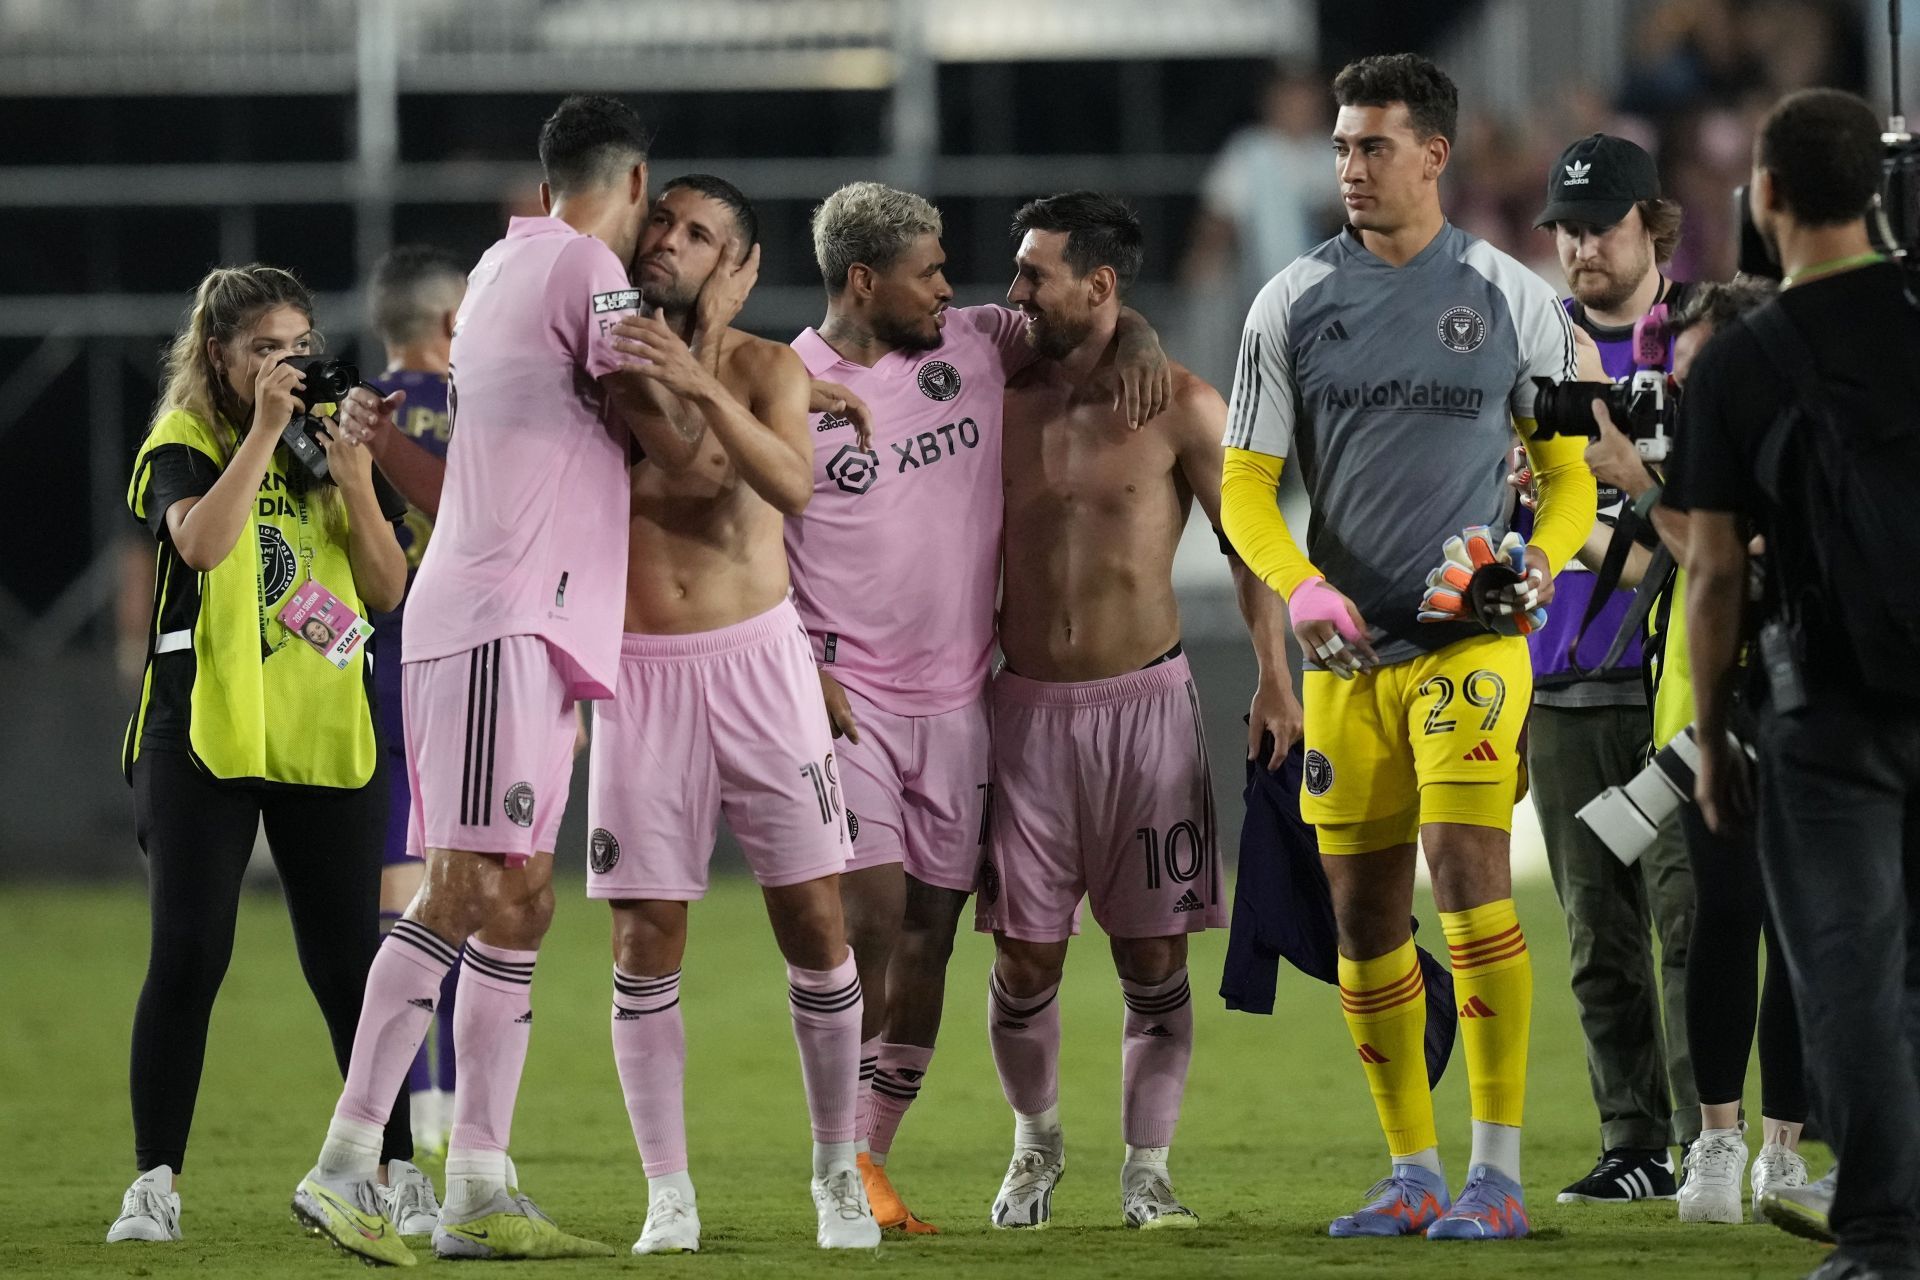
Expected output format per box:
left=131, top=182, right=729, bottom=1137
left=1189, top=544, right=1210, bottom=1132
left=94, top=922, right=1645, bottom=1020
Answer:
left=1221, top=447, right=1319, bottom=599
left=1517, top=422, right=1597, bottom=576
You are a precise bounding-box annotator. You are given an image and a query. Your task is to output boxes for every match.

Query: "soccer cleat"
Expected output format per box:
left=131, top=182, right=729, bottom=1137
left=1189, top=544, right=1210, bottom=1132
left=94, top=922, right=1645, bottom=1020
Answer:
left=1427, top=1164, right=1531, bottom=1240
left=1328, top=1164, right=1451, bottom=1237
left=812, top=1162, right=881, bottom=1249
left=1121, top=1163, right=1199, bottom=1230
left=1749, top=1142, right=1809, bottom=1223
left=107, top=1167, right=182, bottom=1243
left=859, top=1153, right=938, bottom=1234
left=1556, top=1147, right=1679, bottom=1204
left=292, top=1168, right=417, bottom=1266
left=633, top=1186, right=701, bottom=1255
left=1760, top=1163, right=1836, bottom=1244
left=379, top=1159, right=442, bottom=1238
left=992, top=1143, right=1066, bottom=1229
left=432, top=1182, right=614, bottom=1259
left=1677, top=1128, right=1747, bottom=1224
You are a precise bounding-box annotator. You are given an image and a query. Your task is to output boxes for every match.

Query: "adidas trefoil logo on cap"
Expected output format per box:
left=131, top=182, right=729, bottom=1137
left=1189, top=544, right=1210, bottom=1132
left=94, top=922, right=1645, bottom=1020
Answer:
left=1563, top=160, right=1592, bottom=186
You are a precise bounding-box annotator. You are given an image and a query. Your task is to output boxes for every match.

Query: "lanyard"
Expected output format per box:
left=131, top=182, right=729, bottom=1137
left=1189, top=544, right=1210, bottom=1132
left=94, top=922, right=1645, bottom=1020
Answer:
left=1781, top=250, right=1885, bottom=290
left=255, top=482, right=313, bottom=660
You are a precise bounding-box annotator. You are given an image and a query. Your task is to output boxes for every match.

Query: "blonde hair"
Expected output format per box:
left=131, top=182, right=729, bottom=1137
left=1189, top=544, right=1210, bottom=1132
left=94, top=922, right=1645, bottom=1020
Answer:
left=152, top=265, right=344, bottom=530
left=810, top=182, right=942, bottom=293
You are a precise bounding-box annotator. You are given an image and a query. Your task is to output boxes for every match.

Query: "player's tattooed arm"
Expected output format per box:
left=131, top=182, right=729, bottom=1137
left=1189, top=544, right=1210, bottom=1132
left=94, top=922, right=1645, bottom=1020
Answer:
left=1170, top=372, right=1301, bottom=766
left=1113, top=307, right=1174, bottom=429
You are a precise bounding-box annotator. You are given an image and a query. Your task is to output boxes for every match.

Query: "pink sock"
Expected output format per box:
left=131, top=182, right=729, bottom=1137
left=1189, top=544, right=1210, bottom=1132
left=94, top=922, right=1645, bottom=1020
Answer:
left=787, top=953, right=862, bottom=1145
left=1119, top=969, right=1194, bottom=1148
left=447, top=938, right=537, bottom=1156
left=869, top=1042, right=934, bottom=1160
left=853, top=1035, right=880, bottom=1152
left=611, top=967, right=687, bottom=1177
left=335, top=920, right=458, bottom=1131
left=988, top=971, right=1061, bottom=1117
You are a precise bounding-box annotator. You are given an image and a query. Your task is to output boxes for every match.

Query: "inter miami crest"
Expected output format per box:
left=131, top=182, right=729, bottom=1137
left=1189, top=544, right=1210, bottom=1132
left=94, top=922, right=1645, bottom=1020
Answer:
left=1304, top=749, right=1334, bottom=797
left=917, top=359, right=961, bottom=402
left=978, top=858, right=1001, bottom=906
left=826, top=444, right=877, bottom=495
left=846, top=810, right=860, bottom=841
left=1437, top=305, right=1487, bottom=354
left=503, top=781, right=535, bottom=828
left=589, top=827, right=620, bottom=874
left=259, top=525, right=297, bottom=605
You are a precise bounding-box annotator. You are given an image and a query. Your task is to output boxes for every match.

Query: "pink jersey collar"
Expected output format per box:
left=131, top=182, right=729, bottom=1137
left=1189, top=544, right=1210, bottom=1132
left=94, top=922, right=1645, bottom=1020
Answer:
left=506, top=215, right=575, bottom=240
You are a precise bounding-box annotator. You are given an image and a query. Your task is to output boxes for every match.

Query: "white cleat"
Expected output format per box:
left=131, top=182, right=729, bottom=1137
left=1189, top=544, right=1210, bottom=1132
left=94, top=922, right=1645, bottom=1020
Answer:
left=1122, top=1163, right=1199, bottom=1230
left=107, top=1167, right=182, bottom=1243
left=992, top=1144, right=1066, bottom=1229
left=812, top=1163, right=881, bottom=1249
left=1749, top=1142, right=1809, bottom=1223
left=379, top=1159, right=443, bottom=1238
left=633, top=1187, right=701, bottom=1255
left=1677, top=1127, right=1747, bottom=1224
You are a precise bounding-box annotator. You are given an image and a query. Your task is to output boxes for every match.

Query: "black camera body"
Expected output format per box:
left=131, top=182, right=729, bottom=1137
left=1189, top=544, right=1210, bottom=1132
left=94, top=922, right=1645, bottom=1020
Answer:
left=1528, top=303, right=1678, bottom=462
left=277, top=355, right=360, bottom=482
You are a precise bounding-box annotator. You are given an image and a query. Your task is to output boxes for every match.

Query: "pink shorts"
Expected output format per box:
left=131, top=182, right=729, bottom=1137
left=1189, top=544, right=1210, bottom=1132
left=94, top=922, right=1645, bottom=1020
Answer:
left=837, top=682, right=991, bottom=894
left=585, top=600, right=848, bottom=899
left=975, top=653, right=1227, bottom=943
left=402, top=635, right=577, bottom=866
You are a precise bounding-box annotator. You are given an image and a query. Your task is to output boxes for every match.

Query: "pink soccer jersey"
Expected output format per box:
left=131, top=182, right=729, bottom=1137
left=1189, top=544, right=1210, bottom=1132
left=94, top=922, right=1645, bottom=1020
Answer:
left=403, top=216, right=639, bottom=700
left=787, top=304, right=1031, bottom=715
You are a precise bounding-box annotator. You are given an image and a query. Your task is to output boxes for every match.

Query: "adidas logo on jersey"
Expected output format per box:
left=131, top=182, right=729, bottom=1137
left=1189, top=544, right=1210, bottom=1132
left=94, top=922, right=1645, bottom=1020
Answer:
left=1173, top=889, right=1204, bottom=914
left=1462, top=739, right=1499, bottom=762
left=1357, top=1043, right=1390, bottom=1064
left=1459, top=996, right=1498, bottom=1018
left=1563, top=160, right=1592, bottom=185
left=1318, top=320, right=1350, bottom=342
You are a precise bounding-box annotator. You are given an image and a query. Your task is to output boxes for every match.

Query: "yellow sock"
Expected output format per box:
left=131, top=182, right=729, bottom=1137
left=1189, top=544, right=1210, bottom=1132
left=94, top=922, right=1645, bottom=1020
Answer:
left=1338, top=938, right=1436, bottom=1159
left=1441, top=898, right=1533, bottom=1128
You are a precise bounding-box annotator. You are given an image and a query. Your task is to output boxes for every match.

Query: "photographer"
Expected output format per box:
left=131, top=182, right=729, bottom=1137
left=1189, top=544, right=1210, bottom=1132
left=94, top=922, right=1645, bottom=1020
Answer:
left=1668, top=89, right=1920, bottom=1278
left=109, top=265, right=422, bottom=1244
left=1524, top=133, right=1701, bottom=1206
left=1582, top=276, right=1814, bottom=1228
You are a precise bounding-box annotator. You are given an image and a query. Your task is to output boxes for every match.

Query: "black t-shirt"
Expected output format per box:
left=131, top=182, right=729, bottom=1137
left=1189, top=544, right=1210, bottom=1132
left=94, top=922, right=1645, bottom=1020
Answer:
left=1665, top=262, right=1920, bottom=516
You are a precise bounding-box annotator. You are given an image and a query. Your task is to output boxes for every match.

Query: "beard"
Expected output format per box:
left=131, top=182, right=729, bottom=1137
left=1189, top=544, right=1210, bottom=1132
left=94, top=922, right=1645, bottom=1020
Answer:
left=638, top=273, right=698, bottom=316
left=1568, top=242, right=1654, bottom=314
left=1024, top=309, right=1090, bottom=361
left=872, top=308, right=942, bottom=352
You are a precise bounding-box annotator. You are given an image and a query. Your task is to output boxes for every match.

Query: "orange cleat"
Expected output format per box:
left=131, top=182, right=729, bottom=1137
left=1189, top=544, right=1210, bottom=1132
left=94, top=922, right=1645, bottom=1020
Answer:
left=858, top=1153, right=939, bottom=1235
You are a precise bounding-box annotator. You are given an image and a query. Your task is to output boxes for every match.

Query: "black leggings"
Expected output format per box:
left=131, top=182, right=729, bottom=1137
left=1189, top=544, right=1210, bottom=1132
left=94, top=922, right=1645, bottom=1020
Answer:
left=129, top=747, right=411, bottom=1172
left=1681, top=804, right=1808, bottom=1122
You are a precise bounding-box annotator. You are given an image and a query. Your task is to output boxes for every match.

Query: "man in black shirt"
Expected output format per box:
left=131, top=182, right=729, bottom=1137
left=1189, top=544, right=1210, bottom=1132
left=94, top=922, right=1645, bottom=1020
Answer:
left=1665, top=88, right=1920, bottom=1280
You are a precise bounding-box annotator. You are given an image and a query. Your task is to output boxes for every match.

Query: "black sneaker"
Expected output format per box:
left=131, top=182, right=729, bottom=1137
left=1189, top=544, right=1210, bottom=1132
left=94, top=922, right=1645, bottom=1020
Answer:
left=1556, top=1148, right=1679, bottom=1203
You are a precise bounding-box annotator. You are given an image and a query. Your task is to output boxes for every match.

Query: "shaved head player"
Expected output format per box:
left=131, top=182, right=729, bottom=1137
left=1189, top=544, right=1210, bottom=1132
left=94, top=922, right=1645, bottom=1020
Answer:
left=584, top=174, right=879, bottom=1254
left=789, top=181, right=1172, bottom=1233
left=979, top=192, right=1293, bottom=1230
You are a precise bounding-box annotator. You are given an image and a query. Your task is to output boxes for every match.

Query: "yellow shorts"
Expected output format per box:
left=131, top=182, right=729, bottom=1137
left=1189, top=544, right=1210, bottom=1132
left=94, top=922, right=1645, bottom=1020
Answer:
left=1301, top=633, right=1532, bottom=852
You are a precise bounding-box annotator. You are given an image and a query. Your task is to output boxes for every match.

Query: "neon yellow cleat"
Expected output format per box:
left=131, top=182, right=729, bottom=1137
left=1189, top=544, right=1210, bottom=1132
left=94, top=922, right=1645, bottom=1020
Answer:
left=432, top=1184, right=615, bottom=1260
left=292, top=1170, right=418, bottom=1267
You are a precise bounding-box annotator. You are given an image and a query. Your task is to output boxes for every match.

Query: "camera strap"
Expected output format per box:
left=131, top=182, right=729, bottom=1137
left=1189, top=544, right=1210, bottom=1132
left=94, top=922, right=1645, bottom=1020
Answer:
left=1567, top=507, right=1674, bottom=678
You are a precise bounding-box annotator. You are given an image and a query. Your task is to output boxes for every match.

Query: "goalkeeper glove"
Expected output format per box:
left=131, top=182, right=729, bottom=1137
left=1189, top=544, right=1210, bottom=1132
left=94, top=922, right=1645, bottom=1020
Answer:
left=1417, top=525, right=1547, bottom=637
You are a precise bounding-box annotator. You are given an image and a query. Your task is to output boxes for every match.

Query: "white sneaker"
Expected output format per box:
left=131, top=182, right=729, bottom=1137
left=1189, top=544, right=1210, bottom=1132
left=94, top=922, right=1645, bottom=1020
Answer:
left=992, top=1143, right=1066, bottom=1229
left=1677, top=1126, right=1747, bottom=1224
left=633, top=1187, right=701, bottom=1254
left=107, top=1167, right=181, bottom=1243
left=380, top=1159, right=443, bottom=1237
left=811, top=1162, right=880, bottom=1249
left=1749, top=1143, right=1809, bottom=1223
left=1121, top=1162, right=1199, bottom=1230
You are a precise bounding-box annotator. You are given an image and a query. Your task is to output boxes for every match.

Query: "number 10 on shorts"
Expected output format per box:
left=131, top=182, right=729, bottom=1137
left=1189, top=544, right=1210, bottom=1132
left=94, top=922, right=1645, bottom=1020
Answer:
left=1138, top=821, right=1206, bottom=890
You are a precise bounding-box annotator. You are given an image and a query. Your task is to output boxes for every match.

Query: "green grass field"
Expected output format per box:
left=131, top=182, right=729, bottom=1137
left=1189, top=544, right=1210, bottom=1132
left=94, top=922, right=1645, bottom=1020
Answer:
left=0, top=877, right=1824, bottom=1278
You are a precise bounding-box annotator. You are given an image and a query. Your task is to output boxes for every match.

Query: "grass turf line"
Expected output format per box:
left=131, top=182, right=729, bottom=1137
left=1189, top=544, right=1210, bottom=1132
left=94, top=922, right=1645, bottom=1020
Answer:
left=0, top=878, right=1824, bottom=1277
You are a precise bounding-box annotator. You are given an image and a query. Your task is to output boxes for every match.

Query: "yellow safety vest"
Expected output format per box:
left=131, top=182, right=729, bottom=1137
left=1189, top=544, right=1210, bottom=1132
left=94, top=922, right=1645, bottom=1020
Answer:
left=124, top=408, right=380, bottom=788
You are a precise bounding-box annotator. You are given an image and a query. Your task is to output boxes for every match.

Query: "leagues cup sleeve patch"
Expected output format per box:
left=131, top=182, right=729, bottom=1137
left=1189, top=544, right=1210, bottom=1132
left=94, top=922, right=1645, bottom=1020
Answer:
left=1304, top=749, right=1335, bottom=796
left=592, top=288, right=641, bottom=314
left=1438, top=305, right=1488, bottom=354
left=504, top=781, right=536, bottom=828
left=917, top=359, right=962, bottom=402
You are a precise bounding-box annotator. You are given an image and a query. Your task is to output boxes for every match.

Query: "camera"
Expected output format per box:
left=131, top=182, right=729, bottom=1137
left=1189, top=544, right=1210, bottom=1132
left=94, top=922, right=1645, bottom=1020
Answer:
left=1576, top=724, right=1753, bottom=865
left=1528, top=304, right=1677, bottom=462
left=277, top=355, right=360, bottom=482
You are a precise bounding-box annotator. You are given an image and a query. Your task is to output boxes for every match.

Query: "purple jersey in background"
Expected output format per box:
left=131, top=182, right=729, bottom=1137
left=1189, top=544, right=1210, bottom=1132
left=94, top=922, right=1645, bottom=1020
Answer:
left=366, top=367, right=451, bottom=759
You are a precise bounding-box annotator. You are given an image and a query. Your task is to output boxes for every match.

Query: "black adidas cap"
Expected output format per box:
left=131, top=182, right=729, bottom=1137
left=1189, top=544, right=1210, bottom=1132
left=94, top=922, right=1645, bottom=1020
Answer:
left=1534, top=133, right=1662, bottom=229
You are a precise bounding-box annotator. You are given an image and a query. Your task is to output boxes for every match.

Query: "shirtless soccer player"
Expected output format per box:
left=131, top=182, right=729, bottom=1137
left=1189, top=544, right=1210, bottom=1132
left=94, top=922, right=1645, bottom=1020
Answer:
left=1220, top=55, right=1595, bottom=1241
left=295, top=95, right=703, bottom=1265
left=979, top=192, right=1295, bottom=1231
left=582, top=174, right=879, bottom=1254
left=791, top=182, right=1170, bottom=1233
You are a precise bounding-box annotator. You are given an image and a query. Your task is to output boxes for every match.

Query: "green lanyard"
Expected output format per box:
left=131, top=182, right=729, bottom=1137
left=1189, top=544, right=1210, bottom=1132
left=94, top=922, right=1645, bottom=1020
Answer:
left=1781, top=250, right=1885, bottom=290
left=255, top=483, right=313, bottom=660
